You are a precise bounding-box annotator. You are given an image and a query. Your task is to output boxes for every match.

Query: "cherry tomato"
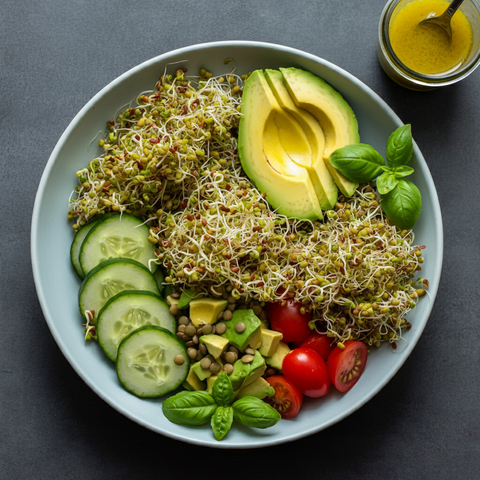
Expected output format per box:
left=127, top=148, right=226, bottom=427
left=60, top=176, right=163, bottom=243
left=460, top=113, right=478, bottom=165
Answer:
left=327, top=340, right=368, bottom=393
left=266, top=300, right=311, bottom=343
left=292, top=332, right=336, bottom=362
left=263, top=375, right=303, bottom=419
left=282, top=347, right=330, bottom=398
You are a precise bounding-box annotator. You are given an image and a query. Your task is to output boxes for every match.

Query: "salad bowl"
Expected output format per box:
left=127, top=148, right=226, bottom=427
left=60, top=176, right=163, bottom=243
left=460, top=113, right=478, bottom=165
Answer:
left=31, top=40, right=443, bottom=448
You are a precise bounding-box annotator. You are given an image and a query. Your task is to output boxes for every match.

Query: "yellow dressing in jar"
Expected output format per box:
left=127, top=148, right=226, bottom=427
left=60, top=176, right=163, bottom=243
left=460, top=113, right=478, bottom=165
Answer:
left=389, top=0, right=473, bottom=75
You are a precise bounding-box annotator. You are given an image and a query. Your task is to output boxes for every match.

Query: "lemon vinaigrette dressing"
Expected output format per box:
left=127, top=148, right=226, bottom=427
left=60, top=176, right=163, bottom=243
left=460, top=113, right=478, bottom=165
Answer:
left=389, top=0, right=473, bottom=75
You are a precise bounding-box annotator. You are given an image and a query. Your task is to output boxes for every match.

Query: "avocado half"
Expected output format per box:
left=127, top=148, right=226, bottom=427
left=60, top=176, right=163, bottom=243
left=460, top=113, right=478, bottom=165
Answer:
left=238, top=67, right=359, bottom=220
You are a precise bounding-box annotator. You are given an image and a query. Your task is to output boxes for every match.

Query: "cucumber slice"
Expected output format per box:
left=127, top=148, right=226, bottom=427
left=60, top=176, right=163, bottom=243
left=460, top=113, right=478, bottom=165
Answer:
left=78, top=258, right=160, bottom=319
left=116, top=326, right=189, bottom=398
left=97, top=290, right=176, bottom=361
left=70, top=218, right=101, bottom=279
left=79, top=213, right=157, bottom=277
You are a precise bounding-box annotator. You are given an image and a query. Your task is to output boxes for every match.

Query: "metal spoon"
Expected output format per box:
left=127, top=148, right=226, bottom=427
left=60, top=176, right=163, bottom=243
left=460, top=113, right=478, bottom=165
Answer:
left=419, top=0, right=465, bottom=42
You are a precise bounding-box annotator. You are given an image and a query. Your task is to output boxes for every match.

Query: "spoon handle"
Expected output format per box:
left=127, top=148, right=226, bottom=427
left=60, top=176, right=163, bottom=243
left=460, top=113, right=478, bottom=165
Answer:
left=446, top=0, right=465, bottom=18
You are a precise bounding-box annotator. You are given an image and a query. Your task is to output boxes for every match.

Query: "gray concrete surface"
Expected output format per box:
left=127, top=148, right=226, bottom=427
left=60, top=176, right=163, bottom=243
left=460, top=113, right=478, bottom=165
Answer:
left=1, top=0, right=479, bottom=478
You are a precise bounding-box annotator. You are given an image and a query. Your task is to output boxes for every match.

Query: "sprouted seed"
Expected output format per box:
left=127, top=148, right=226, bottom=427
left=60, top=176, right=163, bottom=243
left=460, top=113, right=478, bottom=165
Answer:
left=69, top=67, right=427, bottom=348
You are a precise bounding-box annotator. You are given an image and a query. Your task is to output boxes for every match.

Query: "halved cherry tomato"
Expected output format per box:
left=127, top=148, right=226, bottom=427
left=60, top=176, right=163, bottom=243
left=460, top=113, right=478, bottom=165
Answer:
left=282, top=347, right=330, bottom=398
left=266, top=300, right=311, bottom=343
left=327, top=340, right=368, bottom=393
left=263, top=375, right=303, bottom=419
left=292, top=332, right=336, bottom=362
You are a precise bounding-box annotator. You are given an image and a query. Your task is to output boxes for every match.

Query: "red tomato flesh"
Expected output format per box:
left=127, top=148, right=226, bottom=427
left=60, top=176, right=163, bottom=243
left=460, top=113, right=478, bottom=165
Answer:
left=293, top=332, right=336, bottom=362
left=327, top=341, right=368, bottom=393
left=264, top=375, right=303, bottom=419
left=266, top=300, right=311, bottom=343
left=282, top=347, right=330, bottom=398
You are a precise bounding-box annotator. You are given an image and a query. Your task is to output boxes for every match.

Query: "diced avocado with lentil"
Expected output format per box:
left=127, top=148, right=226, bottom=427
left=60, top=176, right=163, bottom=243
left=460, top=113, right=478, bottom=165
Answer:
left=229, top=350, right=266, bottom=392
left=200, top=334, right=230, bottom=359
left=220, top=309, right=262, bottom=351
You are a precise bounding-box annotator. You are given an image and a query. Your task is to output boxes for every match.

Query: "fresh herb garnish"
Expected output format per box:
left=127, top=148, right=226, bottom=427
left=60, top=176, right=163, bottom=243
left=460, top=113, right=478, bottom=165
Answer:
left=329, top=124, right=421, bottom=230
left=162, top=371, right=281, bottom=441
left=329, top=143, right=385, bottom=183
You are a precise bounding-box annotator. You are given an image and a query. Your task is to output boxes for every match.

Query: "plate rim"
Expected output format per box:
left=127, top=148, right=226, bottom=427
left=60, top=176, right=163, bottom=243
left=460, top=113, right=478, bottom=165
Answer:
left=31, top=40, right=444, bottom=448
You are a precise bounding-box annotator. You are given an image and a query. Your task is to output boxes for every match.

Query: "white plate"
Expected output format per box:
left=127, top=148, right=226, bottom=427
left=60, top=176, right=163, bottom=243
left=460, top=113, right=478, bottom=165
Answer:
left=31, top=41, right=443, bottom=448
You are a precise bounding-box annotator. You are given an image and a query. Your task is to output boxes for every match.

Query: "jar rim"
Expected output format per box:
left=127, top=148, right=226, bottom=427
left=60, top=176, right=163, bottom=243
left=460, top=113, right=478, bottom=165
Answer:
left=380, top=0, right=480, bottom=86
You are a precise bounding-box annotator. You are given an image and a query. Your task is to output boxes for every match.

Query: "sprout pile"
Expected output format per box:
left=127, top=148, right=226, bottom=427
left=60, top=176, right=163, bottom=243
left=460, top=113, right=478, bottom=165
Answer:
left=69, top=67, right=428, bottom=350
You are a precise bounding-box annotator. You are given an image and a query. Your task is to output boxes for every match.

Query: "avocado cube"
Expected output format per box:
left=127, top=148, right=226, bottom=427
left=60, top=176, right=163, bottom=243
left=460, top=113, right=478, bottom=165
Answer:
left=199, top=334, right=229, bottom=359
left=189, top=298, right=228, bottom=327
left=183, top=367, right=206, bottom=391
left=249, top=328, right=263, bottom=350
left=265, top=341, right=291, bottom=372
left=243, top=351, right=266, bottom=387
left=229, top=351, right=266, bottom=392
left=259, top=328, right=283, bottom=357
left=166, top=295, right=180, bottom=308
left=220, top=309, right=261, bottom=351
left=236, top=377, right=275, bottom=400
left=206, top=375, right=219, bottom=395
left=192, top=359, right=213, bottom=381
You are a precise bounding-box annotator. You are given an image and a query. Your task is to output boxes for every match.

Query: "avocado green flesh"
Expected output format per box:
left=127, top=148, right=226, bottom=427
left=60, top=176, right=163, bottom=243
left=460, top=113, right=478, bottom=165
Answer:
left=239, top=67, right=361, bottom=219
left=265, top=69, right=339, bottom=210
left=238, top=70, right=323, bottom=220
left=280, top=67, right=359, bottom=197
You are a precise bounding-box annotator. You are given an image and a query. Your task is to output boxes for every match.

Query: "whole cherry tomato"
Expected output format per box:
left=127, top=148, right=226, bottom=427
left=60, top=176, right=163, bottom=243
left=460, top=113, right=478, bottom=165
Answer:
left=282, top=347, right=331, bottom=398
left=292, top=332, right=336, bottom=362
left=266, top=300, right=311, bottom=343
left=263, top=375, right=303, bottom=419
left=327, top=340, right=368, bottom=393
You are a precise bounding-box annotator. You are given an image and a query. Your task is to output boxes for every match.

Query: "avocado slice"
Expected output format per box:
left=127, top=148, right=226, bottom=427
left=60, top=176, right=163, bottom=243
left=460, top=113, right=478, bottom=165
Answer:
left=280, top=67, right=359, bottom=197
left=265, top=69, right=338, bottom=210
left=238, top=70, right=323, bottom=220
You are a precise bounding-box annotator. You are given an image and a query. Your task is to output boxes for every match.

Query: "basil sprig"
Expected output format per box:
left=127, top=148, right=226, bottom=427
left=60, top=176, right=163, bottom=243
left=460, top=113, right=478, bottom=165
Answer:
left=162, top=371, right=280, bottom=441
left=329, top=124, right=421, bottom=230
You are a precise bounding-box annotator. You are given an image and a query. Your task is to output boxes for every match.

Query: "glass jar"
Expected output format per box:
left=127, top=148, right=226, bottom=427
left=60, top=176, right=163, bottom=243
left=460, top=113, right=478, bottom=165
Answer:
left=378, top=0, right=480, bottom=90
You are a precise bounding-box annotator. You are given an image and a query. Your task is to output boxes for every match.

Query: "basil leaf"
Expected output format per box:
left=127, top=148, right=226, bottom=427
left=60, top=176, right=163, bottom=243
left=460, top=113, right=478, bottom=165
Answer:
left=386, top=124, right=413, bottom=167
left=162, top=391, right=218, bottom=426
left=392, top=165, right=415, bottom=178
left=232, top=396, right=281, bottom=429
left=376, top=171, right=399, bottom=195
left=381, top=179, right=422, bottom=230
left=329, top=144, right=385, bottom=182
left=212, top=371, right=235, bottom=406
left=211, top=406, right=233, bottom=441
